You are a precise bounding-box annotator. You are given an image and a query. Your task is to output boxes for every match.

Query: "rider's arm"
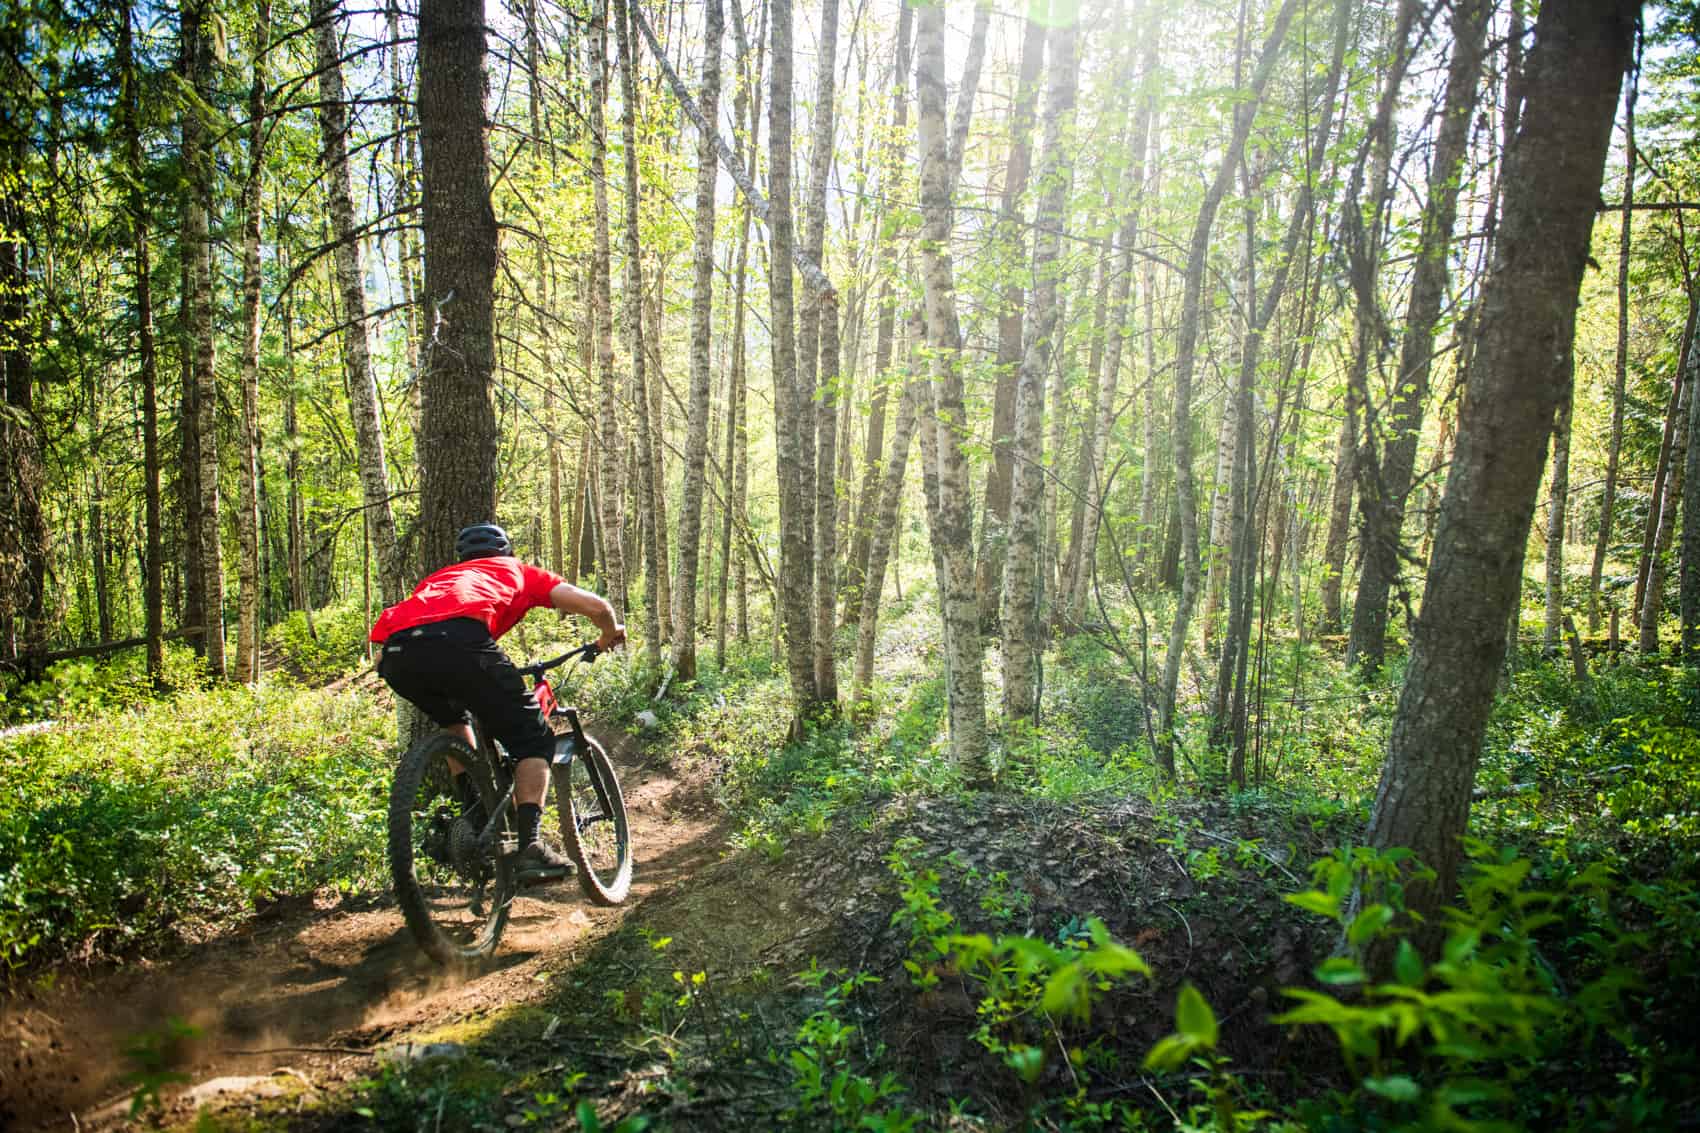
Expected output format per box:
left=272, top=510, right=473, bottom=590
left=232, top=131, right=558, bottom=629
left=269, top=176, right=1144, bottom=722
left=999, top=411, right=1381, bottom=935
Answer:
left=548, top=583, right=625, bottom=651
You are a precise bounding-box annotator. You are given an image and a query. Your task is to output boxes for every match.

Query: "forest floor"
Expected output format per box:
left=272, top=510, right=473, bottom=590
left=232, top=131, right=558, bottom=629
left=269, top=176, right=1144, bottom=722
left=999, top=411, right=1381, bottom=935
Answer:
left=3, top=710, right=1348, bottom=1132
left=1, top=733, right=731, bottom=1131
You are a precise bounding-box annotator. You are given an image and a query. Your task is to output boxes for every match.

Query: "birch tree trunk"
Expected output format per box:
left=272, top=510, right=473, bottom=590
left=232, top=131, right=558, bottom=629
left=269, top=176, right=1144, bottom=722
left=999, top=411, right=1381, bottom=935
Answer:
left=915, top=2, right=987, bottom=771
left=234, top=0, right=271, bottom=684
left=672, top=0, right=723, bottom=681
left=588, top=0, right=627, bottom=612
left=769, top=0, right=821, bottom=715
left=976, top=16, right=1047, bottom=629
left=801, top=0, right=842, bottom=706
left=845, top=5, right=914, bottom=617
left=1369, top=0, right=1635, bottom=937
left=1002, top=13, right=1080, bottom=723
left=851, top=382, right=919, bottom=715
left=317, top=0, right=403, bottom=602
left=614, top=0, right=663, bottom=667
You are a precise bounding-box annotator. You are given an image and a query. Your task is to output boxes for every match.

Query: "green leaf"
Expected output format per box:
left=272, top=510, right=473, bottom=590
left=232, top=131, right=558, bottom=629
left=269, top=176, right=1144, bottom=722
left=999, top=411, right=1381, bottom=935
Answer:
left=1347, top=903, right=1395, bottom=947
left=1143, top=1033, right=1199, bottom=1072
left=1175, top=983, right=1218, bottom=1048
left=1393, top=939, right=1424, bottom=987
left=1285, top=889, right=1341, bottom=919
left=1363, top=1075, right=1421, bottom=1102
left=1315, top=956, right=1366, bottom=985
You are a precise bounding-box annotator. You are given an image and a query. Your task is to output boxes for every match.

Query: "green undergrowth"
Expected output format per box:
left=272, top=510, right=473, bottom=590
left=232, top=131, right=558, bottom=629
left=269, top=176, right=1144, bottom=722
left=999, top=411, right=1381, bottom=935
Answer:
left=0, top=664, right=392, bottom=974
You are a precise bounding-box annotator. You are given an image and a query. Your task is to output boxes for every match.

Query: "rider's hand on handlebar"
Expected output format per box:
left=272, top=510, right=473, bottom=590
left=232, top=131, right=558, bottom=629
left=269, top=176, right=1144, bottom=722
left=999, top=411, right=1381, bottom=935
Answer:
left=596, top=624, right=626, bottom=653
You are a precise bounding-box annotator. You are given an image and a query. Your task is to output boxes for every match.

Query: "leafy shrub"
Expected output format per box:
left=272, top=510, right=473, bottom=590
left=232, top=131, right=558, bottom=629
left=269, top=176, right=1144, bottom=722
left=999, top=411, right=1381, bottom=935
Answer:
left=0, top=680, right=394, bottom=972
left=265, top=601, right=375, bottom=683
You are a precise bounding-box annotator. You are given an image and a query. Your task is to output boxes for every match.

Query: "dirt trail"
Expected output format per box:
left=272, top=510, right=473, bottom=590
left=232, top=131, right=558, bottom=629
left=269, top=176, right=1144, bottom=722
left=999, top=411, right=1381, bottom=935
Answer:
left=1, top=737, right=727, bottom=1131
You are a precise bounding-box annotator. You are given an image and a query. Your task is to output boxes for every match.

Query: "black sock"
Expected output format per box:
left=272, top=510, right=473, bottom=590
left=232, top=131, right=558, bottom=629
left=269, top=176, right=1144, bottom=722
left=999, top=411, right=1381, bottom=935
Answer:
left=517, top=803, right=544, bottom=849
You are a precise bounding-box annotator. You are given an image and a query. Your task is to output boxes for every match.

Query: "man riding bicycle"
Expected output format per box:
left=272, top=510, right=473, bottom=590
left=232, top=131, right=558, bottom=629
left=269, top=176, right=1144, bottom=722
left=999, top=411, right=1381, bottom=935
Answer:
left=370, top=522, right=625, bottom=883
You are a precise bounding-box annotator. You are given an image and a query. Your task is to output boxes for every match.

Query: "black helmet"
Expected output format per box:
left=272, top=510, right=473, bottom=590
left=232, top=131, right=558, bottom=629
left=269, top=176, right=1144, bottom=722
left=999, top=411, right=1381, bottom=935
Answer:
left=456, top=522, right=513, bottom=561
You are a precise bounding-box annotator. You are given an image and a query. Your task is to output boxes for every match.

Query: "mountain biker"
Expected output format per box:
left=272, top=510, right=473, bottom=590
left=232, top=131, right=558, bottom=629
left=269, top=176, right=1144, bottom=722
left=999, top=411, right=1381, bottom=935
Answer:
left=370, top=522, right=625, bottom=883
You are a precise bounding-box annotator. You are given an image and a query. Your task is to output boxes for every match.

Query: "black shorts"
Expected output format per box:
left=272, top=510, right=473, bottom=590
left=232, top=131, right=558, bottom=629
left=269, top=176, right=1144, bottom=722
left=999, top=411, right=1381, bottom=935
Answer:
left=376, top=617, right=555, bottom=762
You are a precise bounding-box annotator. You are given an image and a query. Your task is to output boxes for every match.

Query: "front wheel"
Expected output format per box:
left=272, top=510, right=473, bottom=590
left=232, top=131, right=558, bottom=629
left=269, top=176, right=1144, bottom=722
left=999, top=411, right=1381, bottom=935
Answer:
left=554, top=736, right=632, bottom=904
left=388, top=733, right=513, bottom=963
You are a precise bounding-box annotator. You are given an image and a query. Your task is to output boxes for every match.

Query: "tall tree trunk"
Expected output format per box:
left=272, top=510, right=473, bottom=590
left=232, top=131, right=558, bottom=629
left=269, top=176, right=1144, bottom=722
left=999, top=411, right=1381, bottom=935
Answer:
left=768, top=0, right=821, bottom=715
left=672, top=0, right=723, bottom=681
left=1348, top=0, right=1490, bottom=671
left=1640, top=374, right=1690, bottom=651
left=521, top=0, right=565, bottom=576
left=1155, top=0, right=1300, bottom=775
left=119, top=2, right=165, bottom=683
left=1681, top=287, right=1700, bottom=653
left=1065, top=13, right=1161, bottom=624
left=417, top=0, right=501, bottom=569
left=234, top=0, right=272, bottom=683
left=975, top=15, right=1047, bottom=630
left=587, top=0, right=627, bottom=611
left=1546, top=391, right=1573, bottom=653
left=317, top=0, right=403, bottom=603
left=851, top=382, right=920, bottom=714
left=845, top=4, right=914, bottom=617
left=914, top=2, right=987, bottom=771
left=1002, top=13, right=1080, bottom=722
left=614, top=0, right=663, bottom=667
left=1588, top=46, right=1638, bottom=633
left=182, top=0, right=225, bottom=678
left=1368, top=0, right=1636, bottom=941
left=717, top=0, right=763, bottom=667
left=1213, top=0, right=1351, bottom=774
left=801, top=0, right=842, bottom=706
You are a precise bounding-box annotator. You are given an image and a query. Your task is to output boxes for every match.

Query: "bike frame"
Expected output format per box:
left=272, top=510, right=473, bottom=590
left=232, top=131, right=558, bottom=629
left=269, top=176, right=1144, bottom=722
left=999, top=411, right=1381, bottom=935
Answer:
left=462, top=640, right=602, bottom=856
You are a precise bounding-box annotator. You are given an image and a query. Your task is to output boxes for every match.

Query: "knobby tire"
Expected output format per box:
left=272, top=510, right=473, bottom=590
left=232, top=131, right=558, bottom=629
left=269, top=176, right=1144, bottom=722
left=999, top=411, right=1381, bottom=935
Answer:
left=388, top=733, right=513, bottom=963
left=554, top=735, right=632, bottom=904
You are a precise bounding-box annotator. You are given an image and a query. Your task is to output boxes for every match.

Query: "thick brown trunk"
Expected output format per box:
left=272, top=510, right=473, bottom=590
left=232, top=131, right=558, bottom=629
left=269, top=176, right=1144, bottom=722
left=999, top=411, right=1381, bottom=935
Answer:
left=1369, top=0, right=1635, bottom=940
left=417, top=0, right=501, bottom=570
left=182, top=0, right=225, bottom=677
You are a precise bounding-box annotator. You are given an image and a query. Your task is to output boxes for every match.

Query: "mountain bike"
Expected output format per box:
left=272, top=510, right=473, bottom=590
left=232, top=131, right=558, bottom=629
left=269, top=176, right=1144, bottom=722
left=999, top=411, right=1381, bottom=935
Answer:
left=386, top=641, right=633, bottom=964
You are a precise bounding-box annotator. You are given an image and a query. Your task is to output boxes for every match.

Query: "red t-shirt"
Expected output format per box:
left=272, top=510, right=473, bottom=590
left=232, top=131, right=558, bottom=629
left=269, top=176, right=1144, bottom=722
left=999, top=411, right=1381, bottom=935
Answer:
left=369, top=557, right=565, bottom=643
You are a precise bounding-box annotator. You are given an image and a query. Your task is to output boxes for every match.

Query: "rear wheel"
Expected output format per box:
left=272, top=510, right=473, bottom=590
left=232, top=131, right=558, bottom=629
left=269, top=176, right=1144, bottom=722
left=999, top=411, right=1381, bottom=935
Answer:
left=554, top=736, right=632, bottom=904
left=388, top=733, right=513, bottom=962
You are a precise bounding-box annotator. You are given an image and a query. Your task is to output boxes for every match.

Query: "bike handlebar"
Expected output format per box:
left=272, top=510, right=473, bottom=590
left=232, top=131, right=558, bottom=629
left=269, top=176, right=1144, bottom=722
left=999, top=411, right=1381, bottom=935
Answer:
left=518, top=640, right=602, bottom=679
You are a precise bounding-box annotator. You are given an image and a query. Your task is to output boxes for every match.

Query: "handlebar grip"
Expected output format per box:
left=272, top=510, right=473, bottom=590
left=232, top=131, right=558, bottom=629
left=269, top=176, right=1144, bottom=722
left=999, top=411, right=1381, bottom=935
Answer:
left=582, top=640, right=601, bottom=661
